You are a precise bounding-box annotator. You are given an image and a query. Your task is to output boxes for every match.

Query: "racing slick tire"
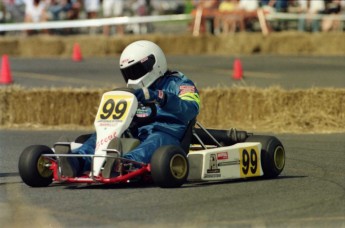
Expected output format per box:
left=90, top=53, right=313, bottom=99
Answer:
left=151, top=145, right=189, bottom=188
left=18, top=145, right=53, bottom=187
left=245, top=135, right=285, bottom=178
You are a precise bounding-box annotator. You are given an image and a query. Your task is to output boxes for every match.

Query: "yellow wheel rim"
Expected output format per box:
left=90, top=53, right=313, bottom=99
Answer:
left=170, top=154, right=188, bottom=179
left=274, top=146, right=285, bottom=170
left=37, top=156, right=52, bottom=178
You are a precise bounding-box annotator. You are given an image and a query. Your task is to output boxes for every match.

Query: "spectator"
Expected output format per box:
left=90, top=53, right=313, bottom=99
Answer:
left=238, top=0, right=259, bottom=31
left=214, top=0, right=245, bottom=34
left=24, top=0, right=47, bottom=22
left=67, top=0, right=80, bottom=20
left=184, top=0, right=194, bottom=14
left=260, top=0, right=275, bottom=8
left=49, top=0, right=66, bottom=20
left=144, top=0, right=155, bottom=33
left=49, top=0, right=80, bottom=21
left=24, top=0, right=48, bottom=35
left=297, top=0, right=325, bottom=32
left=275, top=0, right=289, bottom=13
left=0, top=0, right=5, bottom=35
left=191, top=0, right=220, bottom=35
left=238, top=0, right=259, bottom=11
left=48, top=0, right=80, bottom=34
left=102, top=0, right=124, bottom=36
left=274, top=0, right=289, bottom=31
left=130, top=0, right=153, bottom=34
left=84, top=0, right=98, bottom=19
left=219, top=0, right=238, bottom=12
left=3, top=0, right=26, bottom=23
left=83, top=0, right=99, bottom=33
left=322, top=0, right=343, bottom=31
left=260, top=0, right=290, bottom=31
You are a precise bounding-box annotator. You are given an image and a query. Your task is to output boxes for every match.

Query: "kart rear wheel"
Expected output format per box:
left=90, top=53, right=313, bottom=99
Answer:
left=245, top=135, right=285, bottom=178
left=18, top=145, right=53, bottom=187
left=151, top=145, right=189, bottom=188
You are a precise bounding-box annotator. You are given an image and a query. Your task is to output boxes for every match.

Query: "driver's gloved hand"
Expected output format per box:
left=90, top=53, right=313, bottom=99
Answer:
left=134, top=88, right=166, bottom=106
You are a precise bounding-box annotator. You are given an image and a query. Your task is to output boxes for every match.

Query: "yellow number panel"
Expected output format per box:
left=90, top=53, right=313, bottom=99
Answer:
left=239, top=146, right=261, bottom=178
left=96, top=95, right=132, bottom=121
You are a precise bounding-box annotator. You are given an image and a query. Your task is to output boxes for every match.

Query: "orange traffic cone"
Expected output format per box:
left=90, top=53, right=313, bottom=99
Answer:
left=0, top=55, right=13, bottom=84
left=72, top=43, right=83, bottom=62
left=232, top=58, right=243, bottom=80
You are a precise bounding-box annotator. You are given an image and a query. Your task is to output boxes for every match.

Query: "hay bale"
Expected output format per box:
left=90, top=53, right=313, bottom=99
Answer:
left=157, top=35, right=209, bottom=55
left=260, top=32, right=345, bottom=55
left=156, top=34, right=264, bottom=55
left=216, top=33, right=264, bottom=54
left=62, top=35, right=110, bottom=57
left=2, top=32, right=345, bottom=57
left=18, top=35, right=64, bottom=57
left=107, top=37, right=132, bottom=55
left=2, top=87, right=102, bottom=126
left=310, top=32, right=345, bottom=55
left=197, top=86, right=345, bottom=132
left=0, top=38, right=19, bottom=56
left=0, top=86, right=10, bottom=125
left=260, top=32, right=315, bottom=55
left=1, top=86, right=344, bottom=133
left=106, top=34, right=163, bottom=55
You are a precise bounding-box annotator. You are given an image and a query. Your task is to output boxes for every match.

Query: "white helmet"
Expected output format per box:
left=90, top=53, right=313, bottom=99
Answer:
left=119, top=40, right=168, bottom=89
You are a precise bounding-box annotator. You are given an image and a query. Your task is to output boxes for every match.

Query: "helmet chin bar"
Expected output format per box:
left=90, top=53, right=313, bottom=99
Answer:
left=128, top=81, right=145, bottom=90
left=127, top=72, right=158, bottom=89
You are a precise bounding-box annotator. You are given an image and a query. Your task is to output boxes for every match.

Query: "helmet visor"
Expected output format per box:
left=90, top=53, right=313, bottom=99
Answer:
left=121, top=55, right=156, bottom=83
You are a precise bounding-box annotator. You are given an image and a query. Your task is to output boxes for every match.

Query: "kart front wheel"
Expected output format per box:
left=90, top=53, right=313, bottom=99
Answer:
left=245, top=135, right=285, bottom=178
left=18, top=145, right=53, bottom=187
left=151, top=145, right=189, bottom=188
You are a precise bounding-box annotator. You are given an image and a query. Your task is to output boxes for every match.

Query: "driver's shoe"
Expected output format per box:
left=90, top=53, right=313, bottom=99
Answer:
left=54, top=137, right=78, bottom=177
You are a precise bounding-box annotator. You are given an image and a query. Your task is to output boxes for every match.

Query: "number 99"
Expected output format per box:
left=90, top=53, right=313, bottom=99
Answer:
left=100, top=99, right=127, bottom=120
left=241, top=149, right=258, bottom=175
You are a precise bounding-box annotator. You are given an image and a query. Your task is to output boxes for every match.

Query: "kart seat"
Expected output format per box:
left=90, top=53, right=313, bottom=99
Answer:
left=180, top=118, right=196, bottom=154
left=120, top=138, right=140, bottom=154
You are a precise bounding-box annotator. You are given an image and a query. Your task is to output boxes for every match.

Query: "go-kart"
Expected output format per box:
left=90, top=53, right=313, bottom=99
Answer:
left=18, top=88, right=286, bottom=188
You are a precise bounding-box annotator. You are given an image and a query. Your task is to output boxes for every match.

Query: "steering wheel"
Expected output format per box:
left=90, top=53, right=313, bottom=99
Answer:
left=113, top=87, right=157, bottom=124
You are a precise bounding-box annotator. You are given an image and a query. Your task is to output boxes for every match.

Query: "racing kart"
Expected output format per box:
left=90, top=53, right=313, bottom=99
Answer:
left=18, top=88, right=286, bottom=188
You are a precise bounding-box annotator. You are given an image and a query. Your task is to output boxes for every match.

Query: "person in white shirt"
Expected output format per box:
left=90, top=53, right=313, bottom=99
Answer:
left=238, top=0, right=259, bottom=12
left=297, top=0, right=326, bottom=32
left=23, top=0, right=48, bottom=35
left=24, top=0, right=47, bottom=23
left=84, top=0, right=99, bottom=19
left=102, top=0, right=124, bottom=36
left=237, top=0, right=259, bottom=31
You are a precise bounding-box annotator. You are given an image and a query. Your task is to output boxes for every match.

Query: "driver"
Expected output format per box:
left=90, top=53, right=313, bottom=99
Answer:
left=59, top=40, right=200, bottom=177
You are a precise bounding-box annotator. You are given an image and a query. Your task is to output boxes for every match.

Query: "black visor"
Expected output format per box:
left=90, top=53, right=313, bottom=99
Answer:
left=121, top=55, right=156, bottom=83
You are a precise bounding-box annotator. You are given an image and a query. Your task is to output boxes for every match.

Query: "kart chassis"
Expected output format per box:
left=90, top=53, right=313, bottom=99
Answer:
left=18, top=89, right=286, bottom=188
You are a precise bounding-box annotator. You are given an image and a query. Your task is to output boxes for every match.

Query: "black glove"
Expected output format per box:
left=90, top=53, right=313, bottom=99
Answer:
left=134, top=88, right=166, bottom=106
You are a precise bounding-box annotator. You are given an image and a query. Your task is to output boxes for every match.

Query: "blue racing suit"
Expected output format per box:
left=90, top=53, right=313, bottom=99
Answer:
left=73, top=71, right=200, bottom=172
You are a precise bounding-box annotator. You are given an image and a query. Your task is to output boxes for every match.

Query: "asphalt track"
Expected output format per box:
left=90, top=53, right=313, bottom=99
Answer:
left=1, top=55, right=345, bottom=227
left=1, top=131, right=345, bottom=227
left=3, top=55, right=345, bottom=89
